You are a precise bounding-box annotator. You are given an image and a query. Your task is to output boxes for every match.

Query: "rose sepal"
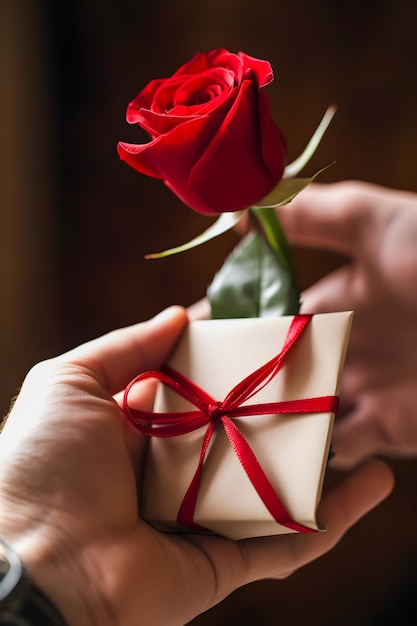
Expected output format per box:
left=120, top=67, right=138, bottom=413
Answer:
left=145, top=160, right=333, bottom=260
left=283, top=105, right=336, bottom=178
left=251, top=162, right=335, bottom=210
left=145, top=210, right=245, bottom=259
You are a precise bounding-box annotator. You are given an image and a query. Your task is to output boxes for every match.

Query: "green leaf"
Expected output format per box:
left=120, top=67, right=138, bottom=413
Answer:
left=146, top=210, right=245, bottom=259
left=284, top=105, right=337, bottom=178
left=207, top=231, right=300, bottom=319
left=251, top=163, right=334, bottom=209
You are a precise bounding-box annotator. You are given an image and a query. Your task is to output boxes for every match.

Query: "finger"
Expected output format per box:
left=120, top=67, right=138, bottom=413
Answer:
left=187, top=459, right=393, bottom=607
left=331, top=384, right=417, bottom=469
left=330, top=404, right=385, bottom=470
left=276, top=181, right=378, bottom=257
left=114, top=377, right=158, bottom=410
left=187, top=297, right=211, bottom=321
left=60, top=306, right=188, bottom=395
left=298, top=264, right=357, bottom=314
left=238, top=459, right=393, bottom=583
left=118, top=371, right=160, bottom=474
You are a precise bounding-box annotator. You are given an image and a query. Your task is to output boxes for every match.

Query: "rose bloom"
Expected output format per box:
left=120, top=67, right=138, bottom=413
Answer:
left=118, top=49, right=287, bottom=215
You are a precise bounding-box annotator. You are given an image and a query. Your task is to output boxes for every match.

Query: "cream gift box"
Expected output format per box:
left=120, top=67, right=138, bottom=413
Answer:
left=132, top=312, right=352, bottom=540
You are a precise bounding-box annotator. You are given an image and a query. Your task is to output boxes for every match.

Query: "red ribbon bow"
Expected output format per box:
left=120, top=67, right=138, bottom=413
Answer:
left=123, top=314, right=339, bottom=534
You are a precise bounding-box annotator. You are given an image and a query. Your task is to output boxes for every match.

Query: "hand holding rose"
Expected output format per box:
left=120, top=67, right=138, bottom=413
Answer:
left=276, top=181, right=417, bottom=468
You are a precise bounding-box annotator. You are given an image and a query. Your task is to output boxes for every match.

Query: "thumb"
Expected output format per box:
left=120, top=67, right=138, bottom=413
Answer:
left=276, top=181, right=375, bottom=257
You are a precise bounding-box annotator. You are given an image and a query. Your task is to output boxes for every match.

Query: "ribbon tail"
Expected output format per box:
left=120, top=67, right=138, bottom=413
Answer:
left=176, top=421, right=215, bottom=532
left=221, top=416, right=316, bottom=533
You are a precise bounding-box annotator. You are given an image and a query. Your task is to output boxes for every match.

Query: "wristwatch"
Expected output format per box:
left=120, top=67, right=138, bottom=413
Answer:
left=0, top=536, right=68, bottom=625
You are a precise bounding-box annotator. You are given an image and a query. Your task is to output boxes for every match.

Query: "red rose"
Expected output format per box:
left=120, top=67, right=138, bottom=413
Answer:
left=117, top=49, right=287, bottom=215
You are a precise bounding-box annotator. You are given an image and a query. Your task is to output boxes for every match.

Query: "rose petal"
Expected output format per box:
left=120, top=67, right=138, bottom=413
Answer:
left=126, top=78, right=167, bottom=121
left=187, top=80, right=286, bottom=213
left=207, top=49, right=243, bottom=83
left=238, top=52, right=274, bottom=88
left=127, top=68, right=236, bottom=136
left=258, top=90, right=287, bottom=180
left=171, top=51, right=213, bottom=78
left=118, top=113, right=227, bottom=213
left=135, top=93, right=235, bottom=137
left=117, top=140, right=163, bottom=179
left=173, top=68, right=235, bottom=107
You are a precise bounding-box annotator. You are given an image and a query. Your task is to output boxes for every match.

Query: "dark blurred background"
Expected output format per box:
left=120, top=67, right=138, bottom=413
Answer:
left=1, top=1, right=417, bottom=624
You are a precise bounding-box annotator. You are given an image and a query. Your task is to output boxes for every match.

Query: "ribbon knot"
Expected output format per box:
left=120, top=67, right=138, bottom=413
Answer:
left=207, top=401, right=224, bottom=420
left=123, top=315, right=339, bottom=535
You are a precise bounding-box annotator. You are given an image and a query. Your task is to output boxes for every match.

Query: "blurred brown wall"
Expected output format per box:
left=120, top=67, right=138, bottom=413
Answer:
left=1, top=1, right=417, bottom=624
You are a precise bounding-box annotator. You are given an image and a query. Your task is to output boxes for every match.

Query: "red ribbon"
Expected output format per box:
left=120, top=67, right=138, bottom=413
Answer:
left=123, top=314, right=339, bottom=534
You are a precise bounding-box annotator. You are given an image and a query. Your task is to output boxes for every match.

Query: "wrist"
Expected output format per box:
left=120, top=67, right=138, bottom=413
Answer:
left=0, top=535, right=69, bottom=625
left=0, top=528, right=99, bottom=626
left=0, top=493, right=115, bottom=626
